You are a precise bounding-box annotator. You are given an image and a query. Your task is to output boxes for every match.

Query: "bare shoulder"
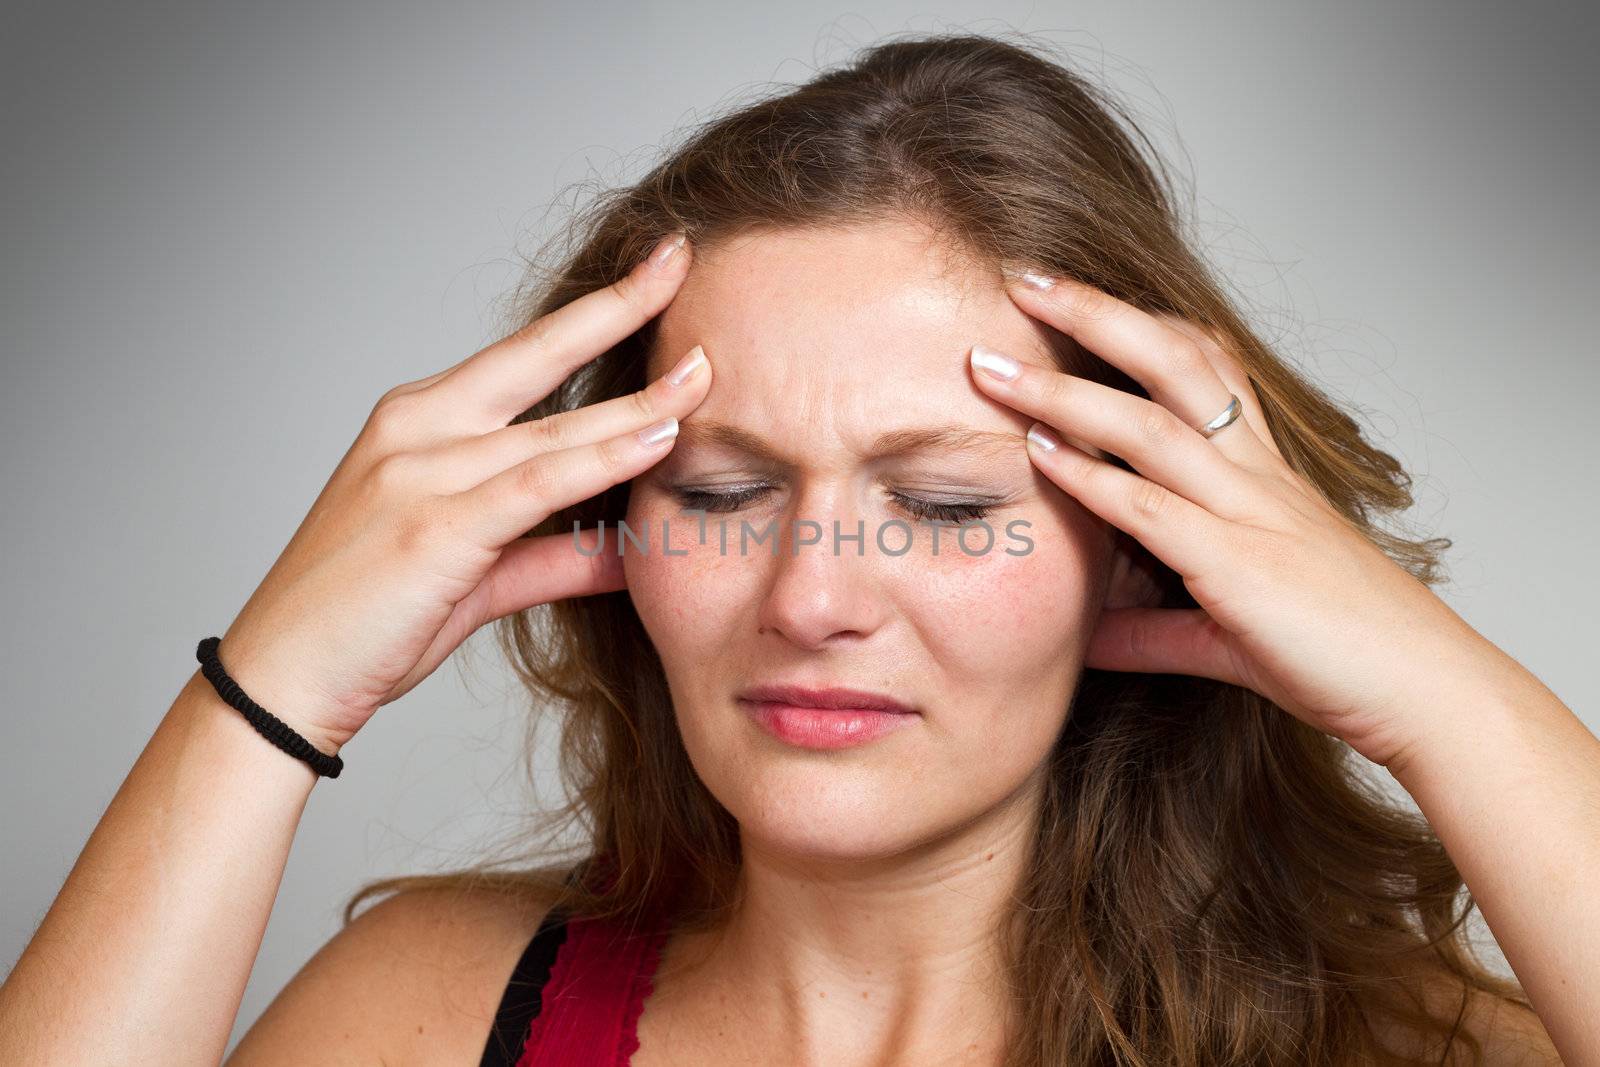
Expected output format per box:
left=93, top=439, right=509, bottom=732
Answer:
left=1371, top=966, right=1565, bottom=1066
left=225, top=882, right=561, bottom=1067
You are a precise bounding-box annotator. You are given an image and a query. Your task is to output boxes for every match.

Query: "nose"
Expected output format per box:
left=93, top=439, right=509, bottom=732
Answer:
left=752, top=485, right=892, bottom=649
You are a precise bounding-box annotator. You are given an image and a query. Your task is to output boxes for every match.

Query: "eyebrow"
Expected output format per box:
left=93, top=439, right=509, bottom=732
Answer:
left=674, top=419, right=1022, bottom=464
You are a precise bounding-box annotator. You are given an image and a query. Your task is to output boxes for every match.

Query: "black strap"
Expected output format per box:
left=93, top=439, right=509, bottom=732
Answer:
left=195, top=636, right=345, bottom=778
left=479, top=907, right=570, bottom=1067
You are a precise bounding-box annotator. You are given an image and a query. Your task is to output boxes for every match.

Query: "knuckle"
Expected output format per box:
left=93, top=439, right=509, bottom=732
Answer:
left=1130, top=478, right=1171, bottom=522
left=1126, top=612, right=1156, bottom=661
left=1039, top=370, right=1076, bottom=411
left=611, top=272, right=647, bottom=312
left=1063, top=449, right=1101, bottom=483
left=382, top=480, right=451, bottom=553
left=628, top=386, right=658, bottom=423
left=1163, top=338, right=1212, bottom=381
left=1158, top=314, right=1225, bottom=355
left=516, top=455, right=559, bottom=499
left=368, top=449, right=423, bottom=495
left=593, top=434, right=627, bottom=475
left=366, top=389, right=428, bottom=444
left=515, top=315, right=554, bottom=356
left=1135, top=402, right=1181, bottom=448
left=1193, top=330, right=1228, bottom=361
left=375, top=370, right=446, bottom=407
left=374, top=382, right=410, bottom=409
left=389, top=501, right=442, bottom=558
left=1053, top=282, right=1100, bottom=321
left=525, top=412, right=569, bottom=452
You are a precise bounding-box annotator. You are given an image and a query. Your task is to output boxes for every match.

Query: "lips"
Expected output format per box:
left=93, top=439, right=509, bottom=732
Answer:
left=735, top=683, right=917, bottom=715
left=737, top=685, right=919, bottom=750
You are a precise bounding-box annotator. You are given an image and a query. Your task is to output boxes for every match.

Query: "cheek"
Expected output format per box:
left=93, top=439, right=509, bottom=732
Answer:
left=621, top=487, right=777, bottom=672
left=897, top=512, right=1106, bottom=775
left=909, top=510, right=1105, bottom=675
left=924, top=542, right=1096, bottom=645
left=622, top=491, right=720, bottom=654
left=622, top=491, right=774, bottom=786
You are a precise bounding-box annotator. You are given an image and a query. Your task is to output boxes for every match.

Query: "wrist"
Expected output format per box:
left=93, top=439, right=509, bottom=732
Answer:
left=201, top=639, right=354, bottom=758
left=1384, top=651, right=1576, bottom=795
left=175, top=671, right=328, bottom=788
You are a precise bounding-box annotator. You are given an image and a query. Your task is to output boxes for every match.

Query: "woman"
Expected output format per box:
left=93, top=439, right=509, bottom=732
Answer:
left=0, top=31, right=1590, bottom=1067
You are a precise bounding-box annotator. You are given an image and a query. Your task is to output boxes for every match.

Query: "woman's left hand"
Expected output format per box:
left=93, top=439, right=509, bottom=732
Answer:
left=969, top=268, right=1512, bottom=772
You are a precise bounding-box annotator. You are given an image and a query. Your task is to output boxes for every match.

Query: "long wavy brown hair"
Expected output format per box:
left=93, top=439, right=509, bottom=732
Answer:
left=343, top=30, right=1541, bottom=1065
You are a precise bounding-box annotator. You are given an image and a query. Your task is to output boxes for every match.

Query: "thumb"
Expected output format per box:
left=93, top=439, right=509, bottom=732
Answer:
left=1083, top=606, right=1244, bottom=687
left=380, top=528, right=628, bottom=708
left=477, top=527, right=628, bottom=623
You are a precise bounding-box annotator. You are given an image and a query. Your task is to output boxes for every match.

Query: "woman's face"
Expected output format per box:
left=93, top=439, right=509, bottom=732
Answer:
left=625, top=218, right=1135, bottom=863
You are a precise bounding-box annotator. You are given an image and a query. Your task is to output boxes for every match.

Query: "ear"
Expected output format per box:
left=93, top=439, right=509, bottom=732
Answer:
left=1104, top=528, right=1166, bottom=611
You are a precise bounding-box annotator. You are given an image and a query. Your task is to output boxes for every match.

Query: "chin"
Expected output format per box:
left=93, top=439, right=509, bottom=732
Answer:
left=697, top=749, right=949, bottom=863
left=737, top=807, right=929, bottom=865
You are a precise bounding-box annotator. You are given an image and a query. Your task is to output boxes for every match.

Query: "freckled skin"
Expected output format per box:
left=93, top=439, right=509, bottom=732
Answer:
left=622, top=218, right=1147, bottom=865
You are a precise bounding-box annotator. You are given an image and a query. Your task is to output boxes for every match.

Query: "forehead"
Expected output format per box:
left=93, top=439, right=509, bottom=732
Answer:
left=646, top=220, right=1063, bottom=444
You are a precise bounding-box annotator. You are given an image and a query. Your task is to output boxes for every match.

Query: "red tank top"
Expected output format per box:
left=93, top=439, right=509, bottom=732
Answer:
left=512, top=907, right=671, bottom=1066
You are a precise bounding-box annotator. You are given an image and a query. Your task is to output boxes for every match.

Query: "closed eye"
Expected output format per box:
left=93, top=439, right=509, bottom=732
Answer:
left=670, top=485, right=994, bottom=524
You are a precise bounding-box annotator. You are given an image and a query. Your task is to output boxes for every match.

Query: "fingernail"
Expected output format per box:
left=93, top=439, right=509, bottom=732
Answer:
left=664, top=344, right=705, bottom=386
left=647, top=231, right=688, bottom=270
left=1001, top=265, right=1057, bottom=290
left=1026, top=423, right=1060, bottom=451
left=970, top=343, right=1021, bottom=381
left=637, top=416, right=679, bottom=446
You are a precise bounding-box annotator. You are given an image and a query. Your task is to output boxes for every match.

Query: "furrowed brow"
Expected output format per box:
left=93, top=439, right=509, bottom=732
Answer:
left=675, top=420, right=1021, bottom=463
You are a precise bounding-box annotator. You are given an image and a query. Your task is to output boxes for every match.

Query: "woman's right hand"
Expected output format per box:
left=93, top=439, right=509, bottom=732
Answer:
left=217, top=231, right=707, bottom=755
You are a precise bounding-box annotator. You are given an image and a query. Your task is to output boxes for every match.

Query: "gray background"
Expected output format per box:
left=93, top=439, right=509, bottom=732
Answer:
left=3, top=0, right=1594, bottom=1056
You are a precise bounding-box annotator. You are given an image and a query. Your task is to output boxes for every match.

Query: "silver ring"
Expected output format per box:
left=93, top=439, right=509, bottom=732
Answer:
left=1198, top=393, right=1242, bottom=438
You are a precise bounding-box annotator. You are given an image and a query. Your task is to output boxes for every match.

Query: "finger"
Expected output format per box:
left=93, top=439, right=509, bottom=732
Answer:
left=1148, top=311, right=1284, bottom=464
left=389, top=527, right=628, bottom=703
left=1001, top=270, right=1275, bottom=467
left=380, top=367, right=455, bottom=402
left=451, top=411, right=682, bottom=548
left=1083, top=605, right=1246, bottom=686
left=414, top=343, right=710, bottom=493
left=474, top=526, right=629, bottom=622
left=970, top=344, right=1262, bottom=524
left=430, top=231, right=693, bottom=431
left=1023, top=421, right=1232, bottom=581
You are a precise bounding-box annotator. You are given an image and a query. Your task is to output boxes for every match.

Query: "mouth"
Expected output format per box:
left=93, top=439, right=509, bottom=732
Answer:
left=735, top=683, right=919, bottom=751
left=735, top=682, right=918, bottom=715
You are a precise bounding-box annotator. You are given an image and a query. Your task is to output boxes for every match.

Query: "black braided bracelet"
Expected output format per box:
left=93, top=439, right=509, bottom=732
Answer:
left=195, top=636, right=344, bottom=779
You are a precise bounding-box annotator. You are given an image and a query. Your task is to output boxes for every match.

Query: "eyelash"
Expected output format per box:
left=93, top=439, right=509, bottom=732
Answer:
left=669, top=485, right=994, bottom=524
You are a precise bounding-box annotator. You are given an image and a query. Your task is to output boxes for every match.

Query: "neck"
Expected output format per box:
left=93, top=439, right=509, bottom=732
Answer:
left=655, top=769, right=1043, bottom=1067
